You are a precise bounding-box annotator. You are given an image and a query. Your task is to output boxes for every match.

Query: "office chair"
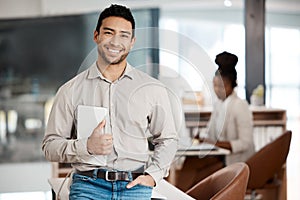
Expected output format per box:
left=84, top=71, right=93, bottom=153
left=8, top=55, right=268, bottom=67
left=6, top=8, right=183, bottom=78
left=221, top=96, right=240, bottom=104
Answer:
left=246, top=130, right=292, bottom=200
left=185, top=162, right=250, bottom=200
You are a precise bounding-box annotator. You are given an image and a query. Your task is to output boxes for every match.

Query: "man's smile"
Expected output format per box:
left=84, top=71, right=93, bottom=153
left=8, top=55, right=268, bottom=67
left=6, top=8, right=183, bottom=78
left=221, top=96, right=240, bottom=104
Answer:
left=106, top=47, right=123, bottom=56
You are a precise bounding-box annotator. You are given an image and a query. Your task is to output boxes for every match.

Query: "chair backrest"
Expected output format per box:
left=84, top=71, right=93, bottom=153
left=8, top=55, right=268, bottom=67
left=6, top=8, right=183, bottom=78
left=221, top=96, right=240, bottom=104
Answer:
left=246, top=130, right=292, bottom=189
left=185, top=162, right=250, bottom=200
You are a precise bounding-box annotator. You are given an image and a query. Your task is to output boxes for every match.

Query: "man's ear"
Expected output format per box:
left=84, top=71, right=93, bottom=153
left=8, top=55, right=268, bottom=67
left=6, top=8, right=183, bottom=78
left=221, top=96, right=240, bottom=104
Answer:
left=93, top=30, right=99, bottom=42
left=130, top=37, right=136, bottom=49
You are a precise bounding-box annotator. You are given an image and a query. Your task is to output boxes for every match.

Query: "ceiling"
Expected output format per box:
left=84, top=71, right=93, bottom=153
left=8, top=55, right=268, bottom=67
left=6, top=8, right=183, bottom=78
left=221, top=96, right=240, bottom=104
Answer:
left=117, top=0, right=300, bottom=13
left=0, top=0, right=299, bottom=19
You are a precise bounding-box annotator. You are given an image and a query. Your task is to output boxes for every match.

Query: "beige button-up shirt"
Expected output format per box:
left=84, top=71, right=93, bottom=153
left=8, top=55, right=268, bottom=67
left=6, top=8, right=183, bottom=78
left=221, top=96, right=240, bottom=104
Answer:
left=42, top=63, right=178, bottom=184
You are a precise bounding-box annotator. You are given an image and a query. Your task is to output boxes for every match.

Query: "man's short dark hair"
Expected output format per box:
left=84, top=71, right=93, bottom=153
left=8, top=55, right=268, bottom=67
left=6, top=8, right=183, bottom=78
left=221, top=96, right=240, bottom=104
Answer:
left=95, top=4, right=135, bottom=37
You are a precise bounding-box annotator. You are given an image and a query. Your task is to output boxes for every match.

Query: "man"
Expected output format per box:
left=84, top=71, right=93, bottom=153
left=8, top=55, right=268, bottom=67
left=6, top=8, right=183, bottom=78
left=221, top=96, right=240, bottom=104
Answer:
left=42, top=4, right=178, bottom=200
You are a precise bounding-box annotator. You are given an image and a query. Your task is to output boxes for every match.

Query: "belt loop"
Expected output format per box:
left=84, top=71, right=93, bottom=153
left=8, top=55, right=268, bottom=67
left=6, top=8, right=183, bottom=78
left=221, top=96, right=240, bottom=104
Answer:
left=92, top=168, right=98, bottom=180
left=128, top=171, right=133, bottom=181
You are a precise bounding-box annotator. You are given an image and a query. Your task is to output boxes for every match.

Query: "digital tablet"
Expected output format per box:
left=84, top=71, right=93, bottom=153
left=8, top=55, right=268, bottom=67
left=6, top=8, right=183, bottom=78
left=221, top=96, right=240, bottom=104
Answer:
left=77, top=105, right=107, bottom=139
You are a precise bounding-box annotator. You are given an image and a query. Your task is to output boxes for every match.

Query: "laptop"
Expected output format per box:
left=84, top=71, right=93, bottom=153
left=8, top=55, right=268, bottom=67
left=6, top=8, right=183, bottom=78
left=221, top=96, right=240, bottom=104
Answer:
left=178, top=142, right=217, bottom=151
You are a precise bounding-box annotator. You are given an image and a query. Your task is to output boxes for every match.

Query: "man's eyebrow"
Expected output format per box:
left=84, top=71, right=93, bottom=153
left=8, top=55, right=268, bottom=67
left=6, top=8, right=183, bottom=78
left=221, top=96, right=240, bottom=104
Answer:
left=102, top=27, right=131, bottom=35
left=103, top=27, right=114, bottom=32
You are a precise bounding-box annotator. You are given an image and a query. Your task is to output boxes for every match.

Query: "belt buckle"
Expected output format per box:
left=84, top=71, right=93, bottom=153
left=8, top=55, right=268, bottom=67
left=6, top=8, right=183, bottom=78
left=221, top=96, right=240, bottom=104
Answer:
left=105, top=170, right=118, bottom=181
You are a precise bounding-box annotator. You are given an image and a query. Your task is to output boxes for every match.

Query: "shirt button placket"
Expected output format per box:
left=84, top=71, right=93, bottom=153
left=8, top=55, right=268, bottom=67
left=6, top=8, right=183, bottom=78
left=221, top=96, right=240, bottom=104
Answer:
left=109, top=83, right=115, bottom=129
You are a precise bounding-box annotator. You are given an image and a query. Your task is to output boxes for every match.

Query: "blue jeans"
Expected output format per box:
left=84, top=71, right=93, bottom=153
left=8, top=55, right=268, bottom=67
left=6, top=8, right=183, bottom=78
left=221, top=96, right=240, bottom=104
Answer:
left=69, top=173, right=153, bottom=200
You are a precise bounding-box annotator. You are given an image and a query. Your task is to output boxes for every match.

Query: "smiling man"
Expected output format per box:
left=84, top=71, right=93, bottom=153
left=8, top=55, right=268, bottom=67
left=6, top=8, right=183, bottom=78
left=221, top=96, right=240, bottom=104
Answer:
left=42, top=4, right=178, bottom=200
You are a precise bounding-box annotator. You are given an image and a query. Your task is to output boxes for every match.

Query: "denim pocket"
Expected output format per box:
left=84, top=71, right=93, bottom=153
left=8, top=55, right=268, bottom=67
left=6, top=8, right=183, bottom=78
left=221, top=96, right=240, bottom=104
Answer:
left=72, top=173, right=92, bottom=182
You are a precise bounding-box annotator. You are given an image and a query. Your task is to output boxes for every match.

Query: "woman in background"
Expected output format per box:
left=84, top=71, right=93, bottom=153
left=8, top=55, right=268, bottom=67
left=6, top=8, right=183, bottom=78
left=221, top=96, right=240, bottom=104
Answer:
left=206, top=51, right=255, bottom=165
left=175, top=51, right=255, bottom=192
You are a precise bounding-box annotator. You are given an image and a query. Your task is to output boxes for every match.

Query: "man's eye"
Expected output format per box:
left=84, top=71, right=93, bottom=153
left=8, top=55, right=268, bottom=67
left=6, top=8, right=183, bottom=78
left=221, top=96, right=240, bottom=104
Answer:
left=121, top=34, right=129, bottom=38
left=104, top=32, right=112, bottom=35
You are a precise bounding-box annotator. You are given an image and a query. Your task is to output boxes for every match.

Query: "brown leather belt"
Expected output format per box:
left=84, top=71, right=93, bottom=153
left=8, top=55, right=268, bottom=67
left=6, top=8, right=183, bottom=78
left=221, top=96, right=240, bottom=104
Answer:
left=76, top=169, right=144, bottom=181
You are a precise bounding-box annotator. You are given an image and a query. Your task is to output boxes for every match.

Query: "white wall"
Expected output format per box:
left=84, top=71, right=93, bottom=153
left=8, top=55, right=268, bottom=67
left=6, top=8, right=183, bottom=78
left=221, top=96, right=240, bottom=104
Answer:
left=0, top=0, right=109, bottom=19
left=0, top=162, right=51, bottom=193
left=0, top=0, right=42, bottom=19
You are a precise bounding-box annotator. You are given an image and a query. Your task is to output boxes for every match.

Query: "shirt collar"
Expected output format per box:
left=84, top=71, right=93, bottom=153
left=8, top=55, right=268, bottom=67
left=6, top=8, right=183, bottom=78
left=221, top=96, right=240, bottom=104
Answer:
left=223, top=91, right=237, bottom=106
left=120, top=63, right=134, bottom=80
left=87, top=62, right=134, bottom=81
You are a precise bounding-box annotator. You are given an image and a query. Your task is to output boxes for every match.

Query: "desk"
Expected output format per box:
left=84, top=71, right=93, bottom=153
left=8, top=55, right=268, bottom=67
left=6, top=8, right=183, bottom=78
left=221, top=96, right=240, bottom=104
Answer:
left=175, top=145, right=230, bottom=169
left=176, top=146, right=230, bottom=157
left=48, top=178, right=195, bottom=200
left=168, top=146, right=230, bottom=190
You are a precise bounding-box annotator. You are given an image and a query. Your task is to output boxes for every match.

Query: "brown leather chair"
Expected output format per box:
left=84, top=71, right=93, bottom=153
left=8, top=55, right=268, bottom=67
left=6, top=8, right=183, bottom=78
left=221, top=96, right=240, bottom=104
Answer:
left=185, top=162, right=250, bottom=200
left=173, top=156, right=224, bottom=191
left=246, top=130, right=292, bottom=200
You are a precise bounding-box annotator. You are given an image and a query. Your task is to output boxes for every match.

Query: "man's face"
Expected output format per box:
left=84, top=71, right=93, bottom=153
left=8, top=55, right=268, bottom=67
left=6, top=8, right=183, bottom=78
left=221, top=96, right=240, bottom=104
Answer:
left=94, top=16, right=136, bottom=66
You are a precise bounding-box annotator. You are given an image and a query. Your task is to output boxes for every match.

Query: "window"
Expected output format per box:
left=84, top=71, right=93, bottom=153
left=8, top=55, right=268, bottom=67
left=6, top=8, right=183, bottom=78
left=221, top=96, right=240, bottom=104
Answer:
left=160, top=15, right=246, bottom=104
left=265, top=27, right=300, bottom=118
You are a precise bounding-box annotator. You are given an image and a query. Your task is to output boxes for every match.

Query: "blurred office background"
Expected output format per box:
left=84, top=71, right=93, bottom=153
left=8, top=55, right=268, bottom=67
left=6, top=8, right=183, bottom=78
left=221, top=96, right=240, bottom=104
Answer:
left=0, top=0, right=299, bottom=199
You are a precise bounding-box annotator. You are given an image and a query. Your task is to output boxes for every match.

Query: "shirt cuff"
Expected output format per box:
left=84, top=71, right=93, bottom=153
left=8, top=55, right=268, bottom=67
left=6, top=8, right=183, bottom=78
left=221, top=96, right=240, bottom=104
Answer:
left=230, top=140, right=243, bottom=153
left=75, top=138, right=90, bottom=156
